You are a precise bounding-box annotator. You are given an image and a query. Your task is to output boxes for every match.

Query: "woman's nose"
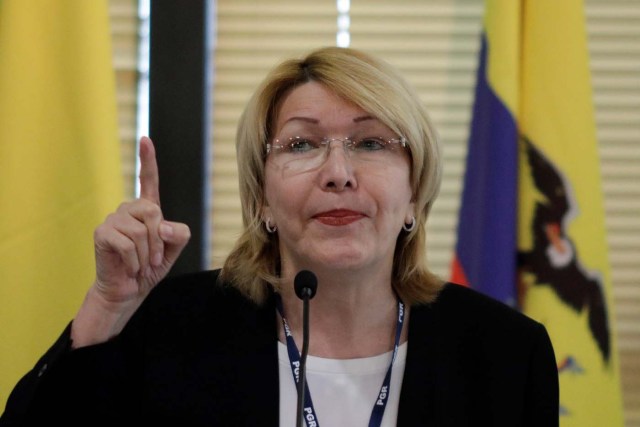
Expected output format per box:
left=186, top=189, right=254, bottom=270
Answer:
left=318, top=141, right=357, bottom=191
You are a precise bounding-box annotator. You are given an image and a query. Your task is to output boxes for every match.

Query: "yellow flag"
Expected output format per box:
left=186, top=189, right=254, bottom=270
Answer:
left=0, top=1, right=124, bottom=408
left=516, top=0, right=624, bottom=425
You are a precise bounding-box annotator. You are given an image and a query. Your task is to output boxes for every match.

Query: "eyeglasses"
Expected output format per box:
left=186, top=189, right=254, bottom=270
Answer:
left=265, top=135, right=409, bottom=173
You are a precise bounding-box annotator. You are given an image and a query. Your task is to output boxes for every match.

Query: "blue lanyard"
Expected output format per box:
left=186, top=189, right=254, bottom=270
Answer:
left=275, top=294, right=405, bottom=427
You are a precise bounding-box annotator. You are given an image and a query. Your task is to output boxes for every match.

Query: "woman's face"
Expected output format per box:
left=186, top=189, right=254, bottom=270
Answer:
left=263, top=81, right=415, bottom=276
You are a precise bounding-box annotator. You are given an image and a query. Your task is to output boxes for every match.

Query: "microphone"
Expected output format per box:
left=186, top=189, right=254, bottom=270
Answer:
left=294, top=270, right=318, bottom=300
left=294, top=270, right=317, bottom=427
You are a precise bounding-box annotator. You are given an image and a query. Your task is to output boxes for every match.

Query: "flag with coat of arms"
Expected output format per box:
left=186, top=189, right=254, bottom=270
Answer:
left=451, top=0, right=624, bottom=425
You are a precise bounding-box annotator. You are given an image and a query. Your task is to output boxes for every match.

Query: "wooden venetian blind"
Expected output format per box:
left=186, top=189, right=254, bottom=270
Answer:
left=587, top=1, right=640, bottom=423
left=209, top=0, right=337, bottom=266
left=109, top=0, right=139, bottom=198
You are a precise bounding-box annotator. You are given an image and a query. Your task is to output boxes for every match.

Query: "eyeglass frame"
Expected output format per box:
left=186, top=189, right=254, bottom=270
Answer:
left=265, top=135, right=410, bottom=158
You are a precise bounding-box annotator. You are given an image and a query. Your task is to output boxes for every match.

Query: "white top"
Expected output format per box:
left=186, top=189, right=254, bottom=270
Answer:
left=278, top=341, right=408, bottom=427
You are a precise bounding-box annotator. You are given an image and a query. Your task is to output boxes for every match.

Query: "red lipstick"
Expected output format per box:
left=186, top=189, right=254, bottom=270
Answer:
left=313, top=209, right=365, bottom=226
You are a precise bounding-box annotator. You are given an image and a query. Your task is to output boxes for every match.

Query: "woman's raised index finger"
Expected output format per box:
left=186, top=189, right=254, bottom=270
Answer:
left=139, top=136, right=161, bottom=206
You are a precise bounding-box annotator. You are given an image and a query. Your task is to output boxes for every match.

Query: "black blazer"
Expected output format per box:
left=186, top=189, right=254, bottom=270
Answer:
left=1, top=270, right=558, bottom=426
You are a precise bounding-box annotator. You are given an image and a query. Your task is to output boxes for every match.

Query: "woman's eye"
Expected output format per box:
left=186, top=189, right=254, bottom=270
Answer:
left=354, top=138, right=386, bottom=151
left=287, top=138, right=319, bottom=153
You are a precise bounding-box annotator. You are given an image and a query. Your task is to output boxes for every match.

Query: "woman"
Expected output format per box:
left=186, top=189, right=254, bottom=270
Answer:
left=1, top=47, right=558, bottom=426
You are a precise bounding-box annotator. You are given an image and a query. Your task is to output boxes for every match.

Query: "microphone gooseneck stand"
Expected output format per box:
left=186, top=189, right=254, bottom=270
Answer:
left=294, top=270, right=318, bottom=427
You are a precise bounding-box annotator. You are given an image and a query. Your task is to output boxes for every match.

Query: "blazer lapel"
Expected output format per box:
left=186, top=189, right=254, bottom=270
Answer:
left=397, top=303, right=437, bottom=425
left=226, top=292, right=280, bottom=425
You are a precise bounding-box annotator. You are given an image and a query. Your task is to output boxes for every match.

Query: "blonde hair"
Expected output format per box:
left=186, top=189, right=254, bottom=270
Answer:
left=221, top=47, right=443, bottom=305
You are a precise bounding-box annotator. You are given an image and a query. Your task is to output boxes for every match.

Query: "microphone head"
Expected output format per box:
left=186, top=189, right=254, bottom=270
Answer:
left=294, top=270, right=318, bottom=300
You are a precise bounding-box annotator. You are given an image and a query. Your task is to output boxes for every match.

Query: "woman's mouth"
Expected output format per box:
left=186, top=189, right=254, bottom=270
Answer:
left=313, top=209, right=366, bottom=226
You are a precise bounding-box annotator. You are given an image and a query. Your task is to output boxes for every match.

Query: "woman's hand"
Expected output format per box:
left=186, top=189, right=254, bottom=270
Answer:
left=71, top=137, right=191, bottom=347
